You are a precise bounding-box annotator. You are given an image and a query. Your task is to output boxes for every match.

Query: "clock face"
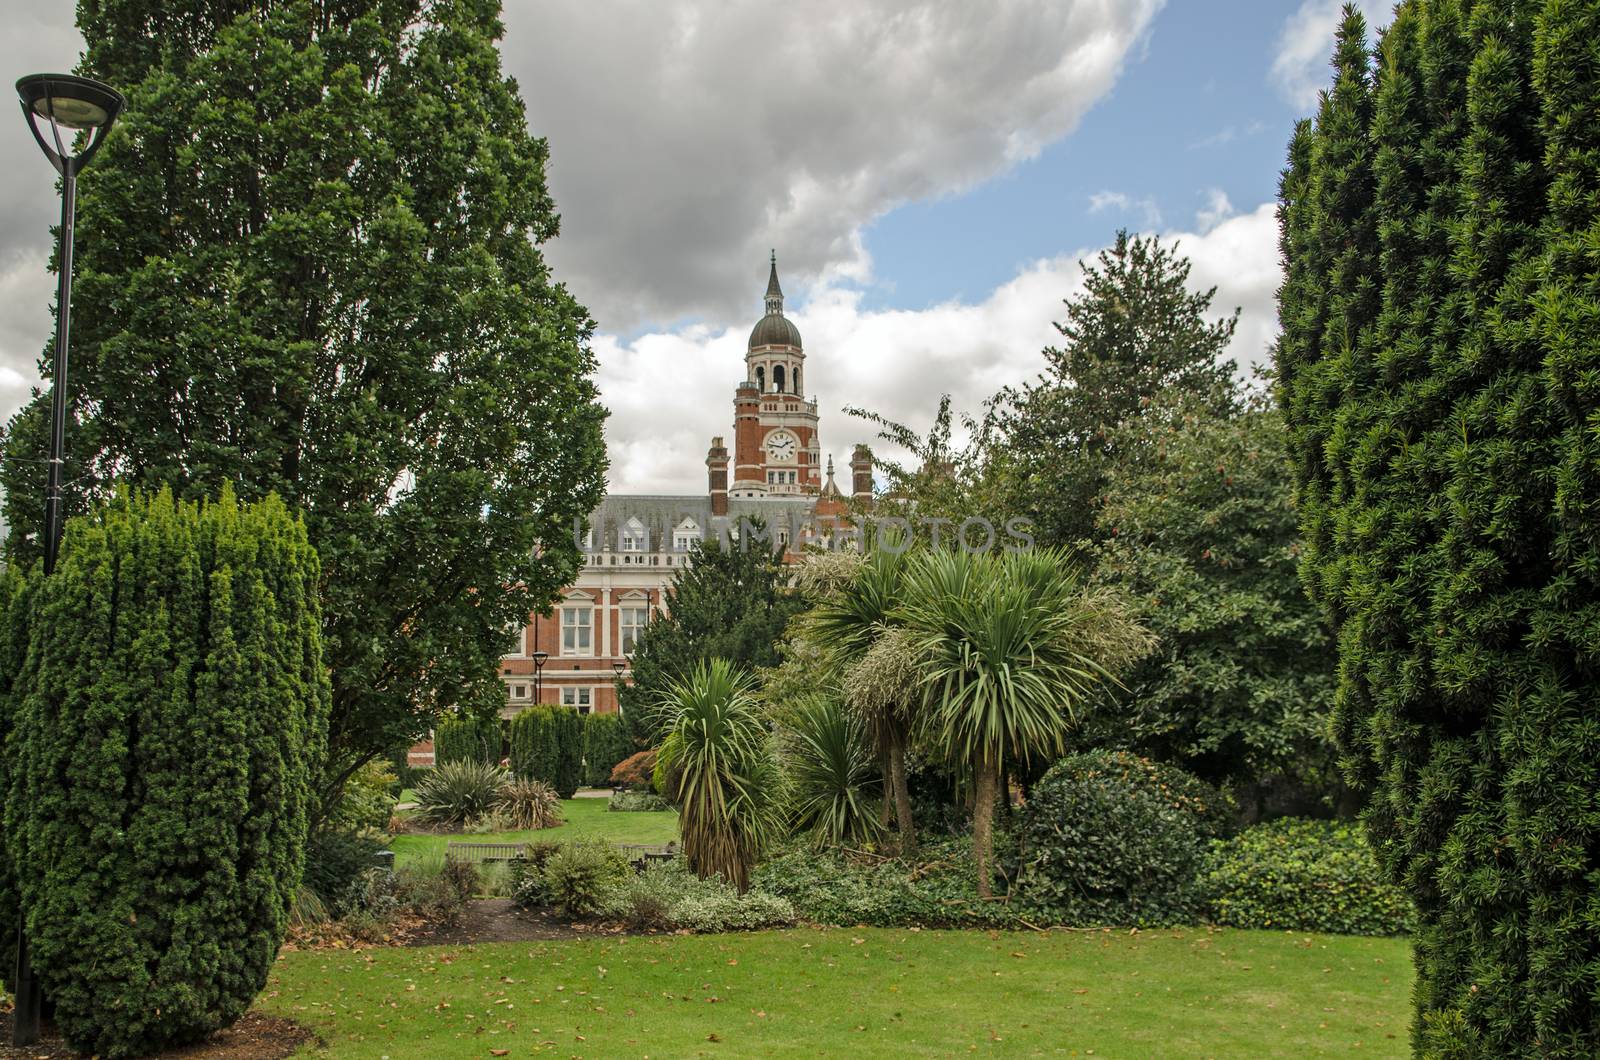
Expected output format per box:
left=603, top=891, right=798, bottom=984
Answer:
left=766, top=433, right=797, bottom=462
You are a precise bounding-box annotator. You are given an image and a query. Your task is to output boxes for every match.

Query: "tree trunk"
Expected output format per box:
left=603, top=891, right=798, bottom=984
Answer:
left=879, top=747, right=893, bottom=827
left=972, top=755, right=998, bottom=899
left=887, top=735, right=917, bottom=857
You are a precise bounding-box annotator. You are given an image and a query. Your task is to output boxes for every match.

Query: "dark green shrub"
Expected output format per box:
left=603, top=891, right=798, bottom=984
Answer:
left=608, top=789, right=671, bottom=812
left=413, top=759, right=509, bottom=827
left=5, top=488, right=329, bottom=1057
left=0, top=564, right=32, bottom=992
left=1201, top=819, right=1412, bottom=937
left=303, top=831, right=391, bottom=918
left=510, top=705, right=583, bottom=797
left=1016, top=751, right=1228, bottom=926
left=582, top=712, right=632, bottom=787
left=397, top=859, right=478, bottom=925
left=540, top=841, right=629, bottom=918
left=434, top=714, right=501, bottom=766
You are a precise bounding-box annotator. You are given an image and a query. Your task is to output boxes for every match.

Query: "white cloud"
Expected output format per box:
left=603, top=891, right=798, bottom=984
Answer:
left=1195, top=188, right=1235, bottom=233
left=504, top=0, right=1166, bottom=331
left=1088, top=189, right=1162, bottom=229
left=1271, top=0, right=1392, bottom=109
left=597, top=202, right=1283, bottom=494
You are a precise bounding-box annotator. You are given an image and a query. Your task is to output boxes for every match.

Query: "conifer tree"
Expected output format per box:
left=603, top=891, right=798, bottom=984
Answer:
left=4, top=488, right=328, bottom=1057
left=998, top=232, right=1241, bottom=548
left=1278, top=3, right=1600, bottom=1052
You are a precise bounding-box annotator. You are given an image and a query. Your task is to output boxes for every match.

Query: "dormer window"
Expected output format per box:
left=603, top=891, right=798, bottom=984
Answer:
left=673, top=517, right=702, bottom=552
left=620, top=517, right=647, bottom=552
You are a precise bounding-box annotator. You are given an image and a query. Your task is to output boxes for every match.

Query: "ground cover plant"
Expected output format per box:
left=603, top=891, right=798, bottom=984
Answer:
left=260, top=926, right=1413, bottom=1058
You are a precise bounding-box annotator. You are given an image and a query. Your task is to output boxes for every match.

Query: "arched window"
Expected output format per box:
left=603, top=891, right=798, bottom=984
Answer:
left=774, top=364, right=786, bottom=393
left=755, top=365, right=765, bottom=392
left=795, top=368, right=802, bottom=395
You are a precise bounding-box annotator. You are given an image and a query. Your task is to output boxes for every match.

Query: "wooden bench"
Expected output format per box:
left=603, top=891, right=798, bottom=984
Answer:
left=445, top=842, right=529, bottom=864
left=443, top=840, right=680, bottom=867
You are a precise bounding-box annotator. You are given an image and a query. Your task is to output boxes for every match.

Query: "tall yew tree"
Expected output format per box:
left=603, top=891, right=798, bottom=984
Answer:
left=1277, top=3, right=1600, bottom=1054
left=1, top=0, right=608, bottom=808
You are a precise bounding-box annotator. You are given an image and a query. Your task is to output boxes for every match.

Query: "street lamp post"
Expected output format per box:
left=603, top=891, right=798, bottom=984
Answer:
left=532, top=650, right=548, bottom=704
left=612, top=661, right=627, bottom=716
left=13, top=71, right=125, bottom=1048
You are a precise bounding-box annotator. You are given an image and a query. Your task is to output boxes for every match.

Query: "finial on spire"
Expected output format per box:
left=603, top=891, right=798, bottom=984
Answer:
left=764, top=251, right=784, bottom=315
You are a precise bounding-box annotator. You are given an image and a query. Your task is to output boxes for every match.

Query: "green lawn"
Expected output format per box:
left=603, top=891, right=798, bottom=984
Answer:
left=390, top=797, right=677, bottom=865
left=263, top=926, right=1413, bottom=1058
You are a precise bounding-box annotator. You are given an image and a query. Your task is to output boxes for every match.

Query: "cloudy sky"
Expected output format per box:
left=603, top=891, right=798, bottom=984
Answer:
left=0, top=0, right=1391, bottom=494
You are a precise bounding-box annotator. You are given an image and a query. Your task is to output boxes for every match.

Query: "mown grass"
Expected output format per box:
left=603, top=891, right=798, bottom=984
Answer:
left=264, top=926, right=1413, bottom=1058
left=390, top=797, right=677, bottom=866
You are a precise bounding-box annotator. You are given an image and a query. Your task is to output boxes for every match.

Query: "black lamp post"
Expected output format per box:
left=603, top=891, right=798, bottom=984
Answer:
left=612, top=661, right=627, bottom=716
left=532, top=650, right=548, bottom=704
left=13, top=71, right=125, bottom=1048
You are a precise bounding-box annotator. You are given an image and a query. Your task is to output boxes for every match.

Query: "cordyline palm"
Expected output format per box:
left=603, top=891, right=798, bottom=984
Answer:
left=656, top=658, right=783, bottom=891
left=802, top=547, right=921, bottom=853
left=899, top=547, right=1151, bottom=897
left=785, top=694, right=883, bottom=849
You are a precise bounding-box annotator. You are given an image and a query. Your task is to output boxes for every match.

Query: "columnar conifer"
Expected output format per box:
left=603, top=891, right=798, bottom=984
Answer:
left=1277, top=3, right=1600, bottom=1052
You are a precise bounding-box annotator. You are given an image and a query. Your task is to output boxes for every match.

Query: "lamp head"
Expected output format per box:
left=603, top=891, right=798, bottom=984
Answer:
left=17, top=73, right=124, bottom=174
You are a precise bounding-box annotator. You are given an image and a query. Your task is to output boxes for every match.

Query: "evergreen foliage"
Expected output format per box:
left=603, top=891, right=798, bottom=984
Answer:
left=2, top=0, right=608, bottom=813
left=1276, top=3, right=1600, bottom=1052
left=996, top=231, right=1242, bottom=548
left=582, top=712, right=633, bottom=788
left=510, top=705, right=583, bottom=798
left=0, top=563, right=30, bottom=992
left=1089, top=396, right=1341, bottom=801
left=5, top=488, right=327, bottom=1057
left=620, top=530, right=805, bottom=749
left=433, top=715, right=501, bottom=767
left=1018, top=752, right=1230, bottom=927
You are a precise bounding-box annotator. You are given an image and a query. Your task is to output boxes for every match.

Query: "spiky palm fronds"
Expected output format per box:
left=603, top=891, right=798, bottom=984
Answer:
left=414, top=759, right=510, bottom=827
left=496, top=777, right=563, bottom=830
left=898, top=546, right=1152, bottom=895
left=785, top=695, right=884, bottom=849
left=657, top=659, right=785, bottom=891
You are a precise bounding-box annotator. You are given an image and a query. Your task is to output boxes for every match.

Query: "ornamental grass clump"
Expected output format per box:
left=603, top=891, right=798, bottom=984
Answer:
left=496, top=777, right=563, bottom=830
left=413, top=759, right=509, bottom=827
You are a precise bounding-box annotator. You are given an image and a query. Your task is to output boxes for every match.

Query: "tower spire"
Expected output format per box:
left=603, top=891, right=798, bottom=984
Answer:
left=764, top=250, right=783, bottom=316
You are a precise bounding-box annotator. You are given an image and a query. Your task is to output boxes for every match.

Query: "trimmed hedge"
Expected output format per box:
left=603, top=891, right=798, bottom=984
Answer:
left=1017, top=751, right=1231, bottom=927
left=510, top=705, right=583, bottom=798
left=1201, top=818, right=1412, bottom=937
left=434, top=714, right=500, bottom=766
left=5, top=488, right=329, bottom=1057
left=582, top=712, right=632, bottom=787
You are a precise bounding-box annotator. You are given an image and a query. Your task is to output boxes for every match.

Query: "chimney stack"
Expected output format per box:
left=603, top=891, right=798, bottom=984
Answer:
left=850, top=444, right=874, bottom=506
left=707, top=436, right=730, bottom=515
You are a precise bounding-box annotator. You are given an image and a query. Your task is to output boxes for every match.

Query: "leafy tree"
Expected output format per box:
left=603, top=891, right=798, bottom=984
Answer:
left=899, top=548, right=1150, bottom=897
left=1, top=0, right=607, bottom=813
left=620, top=527, right=805, bottom=749
left=656, top=660, right=784, bottom=891
left=1277, top=3, right=1600, bottom=1053
left=5, top=488, right=327, bottom=1057
left=1089, top=395, right=1341, bottom=805
left=996, top=232, right=1241, bottom=549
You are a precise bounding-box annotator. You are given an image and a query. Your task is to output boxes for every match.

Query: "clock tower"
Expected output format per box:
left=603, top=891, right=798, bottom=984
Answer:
left=726, top=252, right=823, bottom=499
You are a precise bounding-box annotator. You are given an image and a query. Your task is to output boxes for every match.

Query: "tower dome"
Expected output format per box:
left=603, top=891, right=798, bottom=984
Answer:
left=748, top=251, right=802, bottom=349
